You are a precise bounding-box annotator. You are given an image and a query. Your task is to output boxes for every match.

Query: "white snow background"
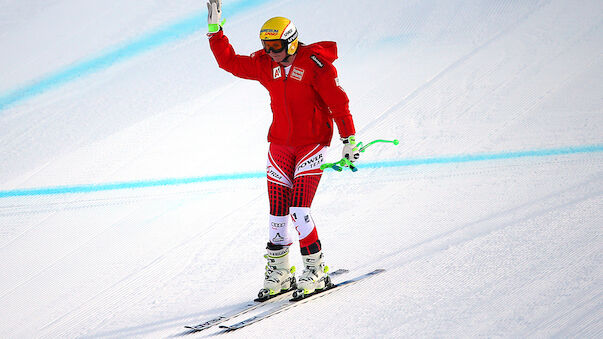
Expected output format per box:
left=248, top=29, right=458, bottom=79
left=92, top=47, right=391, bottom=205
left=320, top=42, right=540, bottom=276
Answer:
left=0, top=0, right=602, bottom=337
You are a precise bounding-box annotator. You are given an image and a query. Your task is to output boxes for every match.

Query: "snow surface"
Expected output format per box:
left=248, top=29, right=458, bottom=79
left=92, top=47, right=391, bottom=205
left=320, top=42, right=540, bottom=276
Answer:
left=0, top=0, right=602, bottom=337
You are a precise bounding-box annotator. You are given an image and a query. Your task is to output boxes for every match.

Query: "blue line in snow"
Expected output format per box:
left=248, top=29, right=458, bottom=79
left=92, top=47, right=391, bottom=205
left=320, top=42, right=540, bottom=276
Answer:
left=362, top=144, right=603, bottom=169
left=0, top=0, right=271, bottom=111
left=0, top=144, right=601, bottom=198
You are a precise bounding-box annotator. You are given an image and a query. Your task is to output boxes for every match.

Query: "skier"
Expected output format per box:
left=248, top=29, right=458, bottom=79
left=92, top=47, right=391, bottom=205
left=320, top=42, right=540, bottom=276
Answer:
left=206, top=0, right=360, bottom=299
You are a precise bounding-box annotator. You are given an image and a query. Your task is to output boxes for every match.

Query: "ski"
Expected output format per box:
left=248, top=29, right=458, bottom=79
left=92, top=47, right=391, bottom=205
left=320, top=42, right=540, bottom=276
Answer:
left=184, top=289, right=293, bottom=331
left=184, top=268, right=349, bottom=332
left=219, top=268, right=385, bottom=331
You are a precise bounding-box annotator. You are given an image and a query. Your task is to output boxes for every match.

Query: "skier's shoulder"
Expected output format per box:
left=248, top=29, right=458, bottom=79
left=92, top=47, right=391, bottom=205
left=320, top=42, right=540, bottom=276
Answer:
left=250, top=48, right=273, bottom=63
left=298, top=41, right=338, bottom=71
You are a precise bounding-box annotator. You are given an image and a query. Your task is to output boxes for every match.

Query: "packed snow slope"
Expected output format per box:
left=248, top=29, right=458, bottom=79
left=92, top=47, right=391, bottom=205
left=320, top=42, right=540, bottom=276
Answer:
left=0, top=0, right=602, bottom=337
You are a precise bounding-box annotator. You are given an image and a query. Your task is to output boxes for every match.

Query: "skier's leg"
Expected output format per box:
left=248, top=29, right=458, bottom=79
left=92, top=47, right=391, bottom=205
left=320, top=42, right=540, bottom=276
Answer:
left=290, top=144, right=326, bottom=254
left=260, top=144, right=297, bottom=299
left=290, top=145, right=330, bottom=295
left=267, top=143, right=296, bottom=245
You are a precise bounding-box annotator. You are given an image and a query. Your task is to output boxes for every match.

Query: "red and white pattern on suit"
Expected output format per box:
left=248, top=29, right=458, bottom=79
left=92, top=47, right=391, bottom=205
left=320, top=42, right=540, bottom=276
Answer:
left=266, top=143, right=325, bottom=253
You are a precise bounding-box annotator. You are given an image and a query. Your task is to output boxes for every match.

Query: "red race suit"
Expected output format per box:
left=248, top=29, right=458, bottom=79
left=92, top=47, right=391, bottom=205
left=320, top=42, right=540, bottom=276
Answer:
left=208, top=29, right=356, bottom=146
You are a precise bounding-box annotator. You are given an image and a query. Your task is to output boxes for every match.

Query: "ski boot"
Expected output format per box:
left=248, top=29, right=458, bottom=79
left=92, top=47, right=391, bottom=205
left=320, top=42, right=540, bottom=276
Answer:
left=256, top=242, right=296, bottom=301
left=292, top=250, right=332, bottom=300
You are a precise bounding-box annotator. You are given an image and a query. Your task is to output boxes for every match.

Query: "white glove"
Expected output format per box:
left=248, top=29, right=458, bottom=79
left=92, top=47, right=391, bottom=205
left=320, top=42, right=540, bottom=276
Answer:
left=341, top=135, right=360, bottom=163
left=207, top=0, right=222, bottom=33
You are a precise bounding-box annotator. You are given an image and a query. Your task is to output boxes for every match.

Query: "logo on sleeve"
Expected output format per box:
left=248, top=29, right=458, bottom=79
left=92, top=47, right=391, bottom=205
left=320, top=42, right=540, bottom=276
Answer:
left=273, top=66, right=282, bottom=79
left=310, top=55, right=324, bottom=68
left=335, top=77, right=345, bottom=91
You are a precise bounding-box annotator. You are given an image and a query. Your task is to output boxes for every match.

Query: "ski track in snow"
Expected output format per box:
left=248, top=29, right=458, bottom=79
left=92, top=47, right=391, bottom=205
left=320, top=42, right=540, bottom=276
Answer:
left=0, top=0, right=602, bottom=337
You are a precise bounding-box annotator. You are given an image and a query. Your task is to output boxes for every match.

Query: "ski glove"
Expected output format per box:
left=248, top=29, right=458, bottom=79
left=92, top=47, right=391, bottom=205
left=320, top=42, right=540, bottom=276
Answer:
left=207, top=0, right=224, bottom=33
left=341, top=135, right=360, bottom=163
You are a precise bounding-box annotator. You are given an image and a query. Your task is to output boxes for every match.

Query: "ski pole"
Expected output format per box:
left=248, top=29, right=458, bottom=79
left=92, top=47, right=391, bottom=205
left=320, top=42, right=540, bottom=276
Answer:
left=357, top=139, right=399, bottom=152
left=320, top=139, right=399, bottom=172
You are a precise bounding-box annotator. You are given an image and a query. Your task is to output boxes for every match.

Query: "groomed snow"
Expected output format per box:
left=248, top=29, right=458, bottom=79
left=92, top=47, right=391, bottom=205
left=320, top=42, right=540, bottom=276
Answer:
left=0, top=0, right=601, bottom=337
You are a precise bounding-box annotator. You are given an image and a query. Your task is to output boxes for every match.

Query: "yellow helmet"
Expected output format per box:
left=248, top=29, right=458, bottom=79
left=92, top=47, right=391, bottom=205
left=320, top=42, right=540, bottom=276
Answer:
left=259, top=17, right=299, bottom=55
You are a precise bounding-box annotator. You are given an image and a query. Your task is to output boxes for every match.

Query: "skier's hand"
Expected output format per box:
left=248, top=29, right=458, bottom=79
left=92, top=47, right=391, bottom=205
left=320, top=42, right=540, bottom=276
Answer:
left=341, top=135, right=360, bottom=164
left=207, top=0, right=223, bottom=33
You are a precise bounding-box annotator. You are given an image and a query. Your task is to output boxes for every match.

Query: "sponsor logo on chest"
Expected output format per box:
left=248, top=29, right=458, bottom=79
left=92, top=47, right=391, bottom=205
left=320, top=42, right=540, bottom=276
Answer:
left=273, top=66, right=282, bottom=79
left=290, top=67, right=305, bottom=81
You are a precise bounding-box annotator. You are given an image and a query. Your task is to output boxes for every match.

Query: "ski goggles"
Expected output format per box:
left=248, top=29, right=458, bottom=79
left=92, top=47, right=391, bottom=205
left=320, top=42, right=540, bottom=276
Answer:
left=262, top=39, right=286, bottom=53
